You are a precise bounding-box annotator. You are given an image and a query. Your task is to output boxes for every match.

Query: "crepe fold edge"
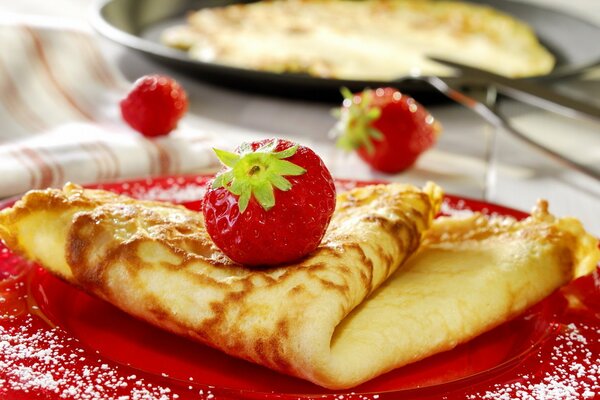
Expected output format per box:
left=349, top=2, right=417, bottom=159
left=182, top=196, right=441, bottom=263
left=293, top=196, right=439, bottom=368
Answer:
left=321, top=199, right=599, bottom=388
left=0, top=181, right=443, bottom=389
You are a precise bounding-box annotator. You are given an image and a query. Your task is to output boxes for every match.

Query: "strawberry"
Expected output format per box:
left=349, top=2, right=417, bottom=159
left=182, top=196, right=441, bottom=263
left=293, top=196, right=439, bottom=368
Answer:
left=333, top=87, right=441, bottom=173
left=120, top=74, right=188, bottom=137
left=202, top=139, right=336, bottom=266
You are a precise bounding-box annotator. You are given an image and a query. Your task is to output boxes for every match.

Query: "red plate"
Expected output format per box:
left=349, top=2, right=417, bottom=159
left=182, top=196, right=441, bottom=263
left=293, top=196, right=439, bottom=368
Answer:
left=1, top=175, right=599, bottom=400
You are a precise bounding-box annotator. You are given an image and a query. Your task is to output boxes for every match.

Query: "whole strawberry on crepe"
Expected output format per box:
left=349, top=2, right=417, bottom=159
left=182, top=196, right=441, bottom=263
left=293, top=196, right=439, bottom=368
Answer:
left=203, top=138, right=336, bottom=266
left=333, top=87, right=441, bottom=173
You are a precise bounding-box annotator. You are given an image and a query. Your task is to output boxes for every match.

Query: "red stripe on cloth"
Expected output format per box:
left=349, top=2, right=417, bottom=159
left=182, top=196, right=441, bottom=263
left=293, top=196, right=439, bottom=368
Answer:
left=24, top=27, right=96, bottom=122
left=0, top=58, right=47, bottom=133
left=38, top=147, right=65, bottom=187
left=139, top=140, right=158, bottom=176
left=19, top=148, right=54, bottom=189
left=147, top=140, right=172, bottom=176
left=80, top=142, right=106, bottom=181
left=9, top=149, right=38, bottom=189
left=94, top=141, right=121, bottom=180
left=164, top=141, right=181, bottom=174
left=171, top=148, right=181, bottom=174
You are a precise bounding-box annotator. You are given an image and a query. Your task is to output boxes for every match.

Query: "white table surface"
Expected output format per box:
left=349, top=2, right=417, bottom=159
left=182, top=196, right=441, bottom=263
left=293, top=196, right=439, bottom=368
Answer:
left=3, top=0, right=600, bottom=235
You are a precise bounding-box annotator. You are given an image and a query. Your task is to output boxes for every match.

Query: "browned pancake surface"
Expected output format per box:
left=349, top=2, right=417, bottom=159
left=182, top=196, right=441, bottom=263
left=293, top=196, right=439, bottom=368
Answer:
left=0, top=182, right=442, bottom=388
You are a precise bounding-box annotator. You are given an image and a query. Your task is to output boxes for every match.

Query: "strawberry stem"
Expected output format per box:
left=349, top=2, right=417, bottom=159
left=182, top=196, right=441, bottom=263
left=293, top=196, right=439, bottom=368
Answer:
left=332, top=88, right=383, bottom=155
left=212, top=140, right=306, bottom=213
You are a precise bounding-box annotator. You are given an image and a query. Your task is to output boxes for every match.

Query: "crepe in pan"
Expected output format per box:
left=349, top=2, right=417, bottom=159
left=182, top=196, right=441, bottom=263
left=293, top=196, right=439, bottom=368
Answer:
left=162, top=0, right=555, bottom=80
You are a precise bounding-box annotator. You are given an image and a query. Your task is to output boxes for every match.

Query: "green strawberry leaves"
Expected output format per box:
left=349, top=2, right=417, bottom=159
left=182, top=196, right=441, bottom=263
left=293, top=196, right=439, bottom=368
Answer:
left=212, top=140, right=306, bottom=213
left=332, top=87, right=383, bottom=155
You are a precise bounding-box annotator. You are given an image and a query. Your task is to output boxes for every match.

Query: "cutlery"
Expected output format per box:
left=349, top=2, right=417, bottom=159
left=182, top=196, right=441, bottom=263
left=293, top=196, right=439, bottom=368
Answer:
left=428, top=56, right=600, bottom=124
left=417, top=75, right=599, bottom=181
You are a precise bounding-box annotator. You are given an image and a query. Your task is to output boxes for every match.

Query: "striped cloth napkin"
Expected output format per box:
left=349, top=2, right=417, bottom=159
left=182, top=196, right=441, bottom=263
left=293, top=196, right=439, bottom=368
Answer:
left=0, top=23, right=224, bottom=199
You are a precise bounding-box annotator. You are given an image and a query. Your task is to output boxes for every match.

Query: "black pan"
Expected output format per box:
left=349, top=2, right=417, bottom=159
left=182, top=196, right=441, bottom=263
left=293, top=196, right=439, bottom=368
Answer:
left=90, top=0, right=600, bottom=101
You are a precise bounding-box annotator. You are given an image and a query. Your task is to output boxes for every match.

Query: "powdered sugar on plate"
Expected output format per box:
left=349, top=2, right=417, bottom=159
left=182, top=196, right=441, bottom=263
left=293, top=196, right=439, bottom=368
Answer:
left=101, top=176, right=209, bottom=204
left=0, top=316, right=175, bottom=399
left=107, top=176, right=364, bottom=204
left=0, top=251, right=222, bottom=400
left=0, top=267, right=185, bottom=400
left=469, top=323, right=600, bottom=400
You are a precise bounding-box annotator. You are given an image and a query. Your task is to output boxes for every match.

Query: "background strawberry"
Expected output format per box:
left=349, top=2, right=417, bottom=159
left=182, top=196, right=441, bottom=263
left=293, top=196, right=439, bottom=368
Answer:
left=202, top=138, right=336, bottom=266
left=333, top=87, right=441, bottom=173
left=120, top=74, right=188, bottom=137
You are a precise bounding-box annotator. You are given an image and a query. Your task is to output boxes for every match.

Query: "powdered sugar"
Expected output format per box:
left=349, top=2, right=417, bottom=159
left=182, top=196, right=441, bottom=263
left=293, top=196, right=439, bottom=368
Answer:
left=119, top=176, right=362, bottom=204
left=0, top=313, right=182, bottom=399
left=440, top=198, right=475, bottom=217
left=0, top=264, right=188, bottom=400
left=471, top=323, right=600, bottom=400
left=131, top=183, right=207, bottom=204
left=109, top=176, right=209, bottom=204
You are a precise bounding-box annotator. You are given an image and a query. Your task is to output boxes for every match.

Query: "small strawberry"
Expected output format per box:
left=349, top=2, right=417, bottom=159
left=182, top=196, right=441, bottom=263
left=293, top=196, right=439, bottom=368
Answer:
left=120, top=74, right=188, bottom=137
left=333, top=87, right=441, bottom=173
left=202, top=139, right=336, bottom=266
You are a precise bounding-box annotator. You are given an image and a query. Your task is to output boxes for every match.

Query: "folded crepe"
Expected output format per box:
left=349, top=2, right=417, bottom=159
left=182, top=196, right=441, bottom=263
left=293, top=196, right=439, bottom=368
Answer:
left=0, top=182, right=598, bottom=389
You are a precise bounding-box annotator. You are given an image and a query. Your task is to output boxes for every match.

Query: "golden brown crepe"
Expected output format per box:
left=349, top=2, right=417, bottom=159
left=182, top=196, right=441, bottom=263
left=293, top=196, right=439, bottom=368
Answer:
left=0, top=183, right=597, bottom=389
left=162, top=0, right=555, bottom=80
left=335, top=200, right=599, bottom=384
left=0, top=182, right=442, bottom=388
